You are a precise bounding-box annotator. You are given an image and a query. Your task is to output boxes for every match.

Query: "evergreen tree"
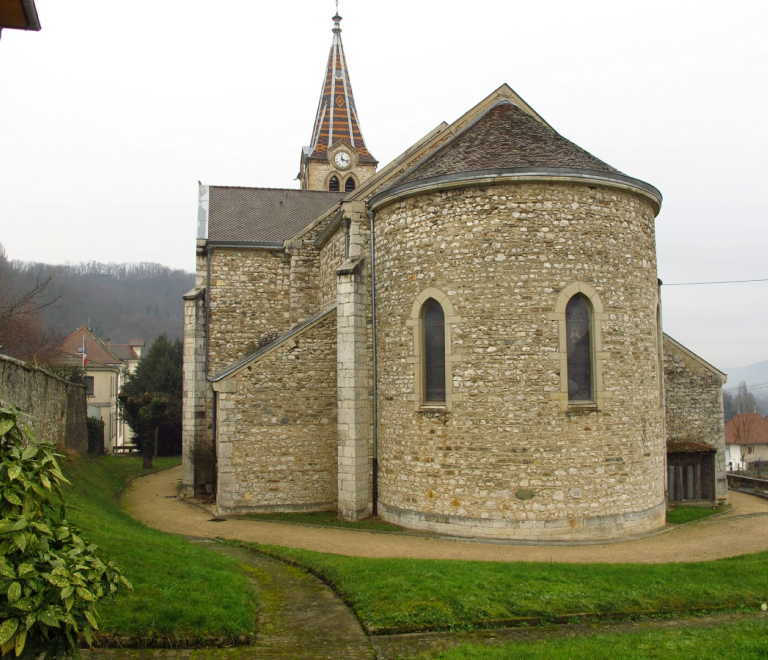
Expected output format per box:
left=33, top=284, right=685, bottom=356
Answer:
left=118, top=334, right=182, bottom=468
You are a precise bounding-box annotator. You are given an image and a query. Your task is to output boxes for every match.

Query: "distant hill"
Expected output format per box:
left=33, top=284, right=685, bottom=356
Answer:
left=5, top=258, right=195, bottom=348
left=723, top=359, right=768, bottom=390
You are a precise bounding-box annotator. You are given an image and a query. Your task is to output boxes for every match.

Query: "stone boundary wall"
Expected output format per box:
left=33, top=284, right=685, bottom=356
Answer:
left=0, top=354, right=87, bottom=453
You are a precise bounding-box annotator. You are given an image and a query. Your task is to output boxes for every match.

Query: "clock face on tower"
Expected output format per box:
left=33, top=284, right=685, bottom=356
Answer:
left=334, top=151, right=352, bottom=169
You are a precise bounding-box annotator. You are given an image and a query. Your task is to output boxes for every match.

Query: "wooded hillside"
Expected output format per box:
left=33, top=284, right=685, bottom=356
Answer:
left=2, top=252, right=194, bottom=348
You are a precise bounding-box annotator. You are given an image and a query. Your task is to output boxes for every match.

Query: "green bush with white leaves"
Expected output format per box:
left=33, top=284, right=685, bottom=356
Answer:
left=0, top=406, right=131, bottom=658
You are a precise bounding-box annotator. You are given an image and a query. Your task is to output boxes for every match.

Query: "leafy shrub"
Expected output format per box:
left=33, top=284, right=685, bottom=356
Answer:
left=0, top=406, right=131, bottom=658
left=85, top=418, right=104, bottom=456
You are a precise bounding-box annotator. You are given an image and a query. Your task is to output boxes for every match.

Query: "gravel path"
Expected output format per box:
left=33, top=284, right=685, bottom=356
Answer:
left=124, top=465, right=768, bottom=564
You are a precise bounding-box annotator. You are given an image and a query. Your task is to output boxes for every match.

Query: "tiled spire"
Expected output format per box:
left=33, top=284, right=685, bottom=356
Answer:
left=307, top=11, right=377, bottom=164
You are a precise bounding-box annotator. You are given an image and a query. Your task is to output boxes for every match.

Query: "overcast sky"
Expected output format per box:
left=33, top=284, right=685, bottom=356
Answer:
left=1, top=1, right=766, bottom=371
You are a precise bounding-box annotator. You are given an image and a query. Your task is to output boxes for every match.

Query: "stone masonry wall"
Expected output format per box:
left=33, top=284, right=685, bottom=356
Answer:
left=373, top=181, right=666, bottom=540
left=307, top=160, right=376, bottom=193
left=319, top=228, right=346, bottom=309
left=207, top=248, right=291, bottom=374
left=0, top=354, right=87, bottom=453
left=663, top=336, right=727, bottom=499
left=216, top=313, right=338, bottom=513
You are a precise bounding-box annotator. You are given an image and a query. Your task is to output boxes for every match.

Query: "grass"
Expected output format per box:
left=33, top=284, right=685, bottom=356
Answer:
left=415, top=618, right=768, bottom=659
left=666, top=504, right=724, bottom=525
left=61, top=455, right=257, bottom=647
left=235, top=510, right=404, bottom=532
left=240, top=542, right=768, bottom=634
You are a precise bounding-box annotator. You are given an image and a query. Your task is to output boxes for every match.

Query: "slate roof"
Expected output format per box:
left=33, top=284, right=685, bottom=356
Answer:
left=401, top=101, right=621, bottom=185
left=725, top=414, right=768, bottom=445
left=306, top=14, right=376, bottom=164
left=208, top=187, right=346, bottom=242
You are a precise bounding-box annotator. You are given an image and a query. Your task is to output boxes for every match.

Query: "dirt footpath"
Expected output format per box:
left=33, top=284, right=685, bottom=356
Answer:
left=123, top=465, right=768, bottom=564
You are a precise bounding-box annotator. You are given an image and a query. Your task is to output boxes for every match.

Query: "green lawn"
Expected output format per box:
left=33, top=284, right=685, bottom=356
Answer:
left=236, top=510, right=404, bottom=532
left=61, top=455, right=257, bottom=647
left=242, top=543, right=768, bottom=634
left=666, top=504, right=724, bottom=525
left=416, top=618, right=768, bottom=659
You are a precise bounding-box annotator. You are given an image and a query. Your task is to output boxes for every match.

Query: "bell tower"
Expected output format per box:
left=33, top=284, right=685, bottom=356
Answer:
left=299, top=10, right=377, bottom=192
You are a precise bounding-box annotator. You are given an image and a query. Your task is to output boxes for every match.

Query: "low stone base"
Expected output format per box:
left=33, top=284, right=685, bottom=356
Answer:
left=217, top=501, right=337, bottom=516
left=378, top=500, right=667, bottom=542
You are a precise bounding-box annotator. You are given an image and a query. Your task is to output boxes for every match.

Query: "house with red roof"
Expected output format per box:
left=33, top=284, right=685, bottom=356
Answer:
left=56, top=327, right=143, bottom=452
left=725, top=413, right=768, bottom=470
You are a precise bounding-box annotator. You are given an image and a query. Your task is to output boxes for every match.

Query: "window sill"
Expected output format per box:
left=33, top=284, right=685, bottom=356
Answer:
left=567, top=401, right=598, bottom=412
left=419, top=404, right=448, bottom=413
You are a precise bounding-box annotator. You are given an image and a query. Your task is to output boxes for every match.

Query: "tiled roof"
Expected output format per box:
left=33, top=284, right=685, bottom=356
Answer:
left=56, top=326, right=123, bottom=366
left=400, top=101, right=621, bottom=185
left=306, top=14, right=376, bottom=164
left=725, top=414, right=768, bottom=445
left=110, top=344, right=139, bottom=361
left=208, top=187, right=346, bottom=242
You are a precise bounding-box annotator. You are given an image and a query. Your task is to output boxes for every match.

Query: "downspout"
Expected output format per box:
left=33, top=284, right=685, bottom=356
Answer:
left=367, top=210, right=378, bottom=516
left=204, top=245, right=217, bottom=496
left=211, top=390, right=218, bottom=499
left=204, top=246, right=212, bottom=378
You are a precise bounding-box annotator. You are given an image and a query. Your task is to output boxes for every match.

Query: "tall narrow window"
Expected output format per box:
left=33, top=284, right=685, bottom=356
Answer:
left=329, top=175, right=340, bottom=192
left=566, top=294, right=592, bottom=401
left=345, top=176, right=356, bottom=192
left=423, top=299, right=446, bottom=403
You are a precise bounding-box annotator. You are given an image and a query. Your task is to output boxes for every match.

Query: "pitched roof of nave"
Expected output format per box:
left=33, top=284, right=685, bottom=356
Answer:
left=208, top=186, right=346, bottom=242
left=399, top=100, right=621, bottom=185
left=305, top=13, right=377, bottom=164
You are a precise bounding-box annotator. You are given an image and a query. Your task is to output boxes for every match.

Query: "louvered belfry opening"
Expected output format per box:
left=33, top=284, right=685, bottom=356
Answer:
left=345, top=177, right=356, bottom=192
left=328, top=175, right=340, bottom=192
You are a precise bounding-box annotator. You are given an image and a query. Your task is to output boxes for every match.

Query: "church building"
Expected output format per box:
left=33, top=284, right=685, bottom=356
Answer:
left=182, top=12, right=727, bottom=541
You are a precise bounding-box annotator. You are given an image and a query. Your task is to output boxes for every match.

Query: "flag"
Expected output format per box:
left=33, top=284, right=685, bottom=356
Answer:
left=82, top=335, right=87, bottom=367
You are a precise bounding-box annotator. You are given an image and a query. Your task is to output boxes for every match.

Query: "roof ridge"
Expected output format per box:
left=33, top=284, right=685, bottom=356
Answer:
left=208, top=185, right=345, bottom=194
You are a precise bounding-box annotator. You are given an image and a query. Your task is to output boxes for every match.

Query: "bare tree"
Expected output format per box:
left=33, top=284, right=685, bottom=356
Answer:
left=734, top=381, right=757, bottom=415
left=0, top=243, right=61, bottom=363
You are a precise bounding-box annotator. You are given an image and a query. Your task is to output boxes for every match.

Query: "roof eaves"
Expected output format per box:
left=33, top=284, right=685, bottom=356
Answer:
left=369, top=167, right=662, bottom=213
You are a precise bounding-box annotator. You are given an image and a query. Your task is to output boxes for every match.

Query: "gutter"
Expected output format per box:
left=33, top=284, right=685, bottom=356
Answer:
left=369, top=167, right=663, bottom=215
left=206, top=240, right=284, bottom=250
left=204, top=246, right=212, bottom=378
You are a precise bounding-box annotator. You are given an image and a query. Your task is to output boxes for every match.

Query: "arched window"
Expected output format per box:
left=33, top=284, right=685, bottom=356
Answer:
left=422, top=298, right=446, bottom=403
left=328, top=175, right=340, bottom=192
left=566, top=294, right=592, bottom=401
left=345, top=176, right=356, bottom=192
